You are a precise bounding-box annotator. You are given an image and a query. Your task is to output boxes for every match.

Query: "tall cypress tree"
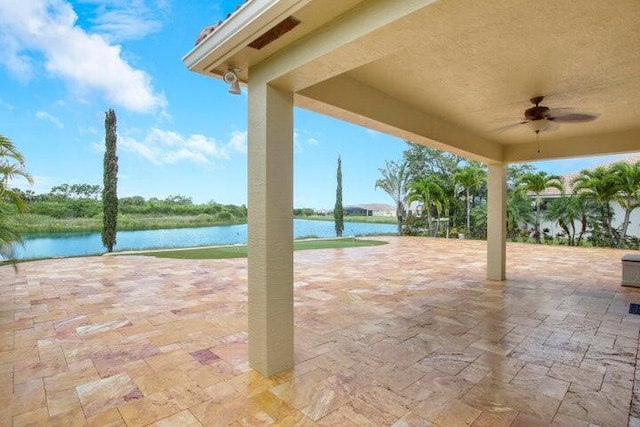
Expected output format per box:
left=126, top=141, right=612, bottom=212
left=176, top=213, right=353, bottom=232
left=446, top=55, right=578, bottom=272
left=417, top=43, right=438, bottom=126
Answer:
left=334, top=155, right=344, bottom=237
left=102, top=109, right=118, bottom=252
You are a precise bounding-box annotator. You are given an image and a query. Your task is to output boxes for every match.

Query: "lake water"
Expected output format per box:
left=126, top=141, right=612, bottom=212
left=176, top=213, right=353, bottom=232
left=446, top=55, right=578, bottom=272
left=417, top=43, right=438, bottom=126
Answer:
left=11, top=219, right=397, bottom=260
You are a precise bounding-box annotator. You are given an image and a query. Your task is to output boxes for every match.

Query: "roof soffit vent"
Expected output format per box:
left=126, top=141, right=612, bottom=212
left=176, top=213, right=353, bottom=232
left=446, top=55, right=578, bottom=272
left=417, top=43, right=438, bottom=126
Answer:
left=248, top=16, right=300, bottom=50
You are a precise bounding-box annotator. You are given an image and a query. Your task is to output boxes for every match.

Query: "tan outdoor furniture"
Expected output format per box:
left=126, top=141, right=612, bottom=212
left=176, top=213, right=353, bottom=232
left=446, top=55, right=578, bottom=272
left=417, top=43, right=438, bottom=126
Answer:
left=622, top=254, right=640, bottom=287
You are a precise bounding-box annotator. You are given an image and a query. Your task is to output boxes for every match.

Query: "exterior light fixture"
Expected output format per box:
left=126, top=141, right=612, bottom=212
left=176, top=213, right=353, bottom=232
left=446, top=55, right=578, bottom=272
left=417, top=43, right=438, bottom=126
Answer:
left=222, top=68, right=241, bottom=95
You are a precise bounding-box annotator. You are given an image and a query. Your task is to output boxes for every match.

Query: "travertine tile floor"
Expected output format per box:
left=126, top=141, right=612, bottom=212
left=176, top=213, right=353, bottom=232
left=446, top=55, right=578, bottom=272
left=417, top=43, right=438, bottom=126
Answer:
left=2, top=237, right=640, bottom=426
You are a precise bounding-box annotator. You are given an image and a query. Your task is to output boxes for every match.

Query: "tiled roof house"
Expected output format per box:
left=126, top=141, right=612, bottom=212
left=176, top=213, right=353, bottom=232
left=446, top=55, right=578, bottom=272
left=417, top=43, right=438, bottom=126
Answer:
left=538, top=153, right=640, bottom=198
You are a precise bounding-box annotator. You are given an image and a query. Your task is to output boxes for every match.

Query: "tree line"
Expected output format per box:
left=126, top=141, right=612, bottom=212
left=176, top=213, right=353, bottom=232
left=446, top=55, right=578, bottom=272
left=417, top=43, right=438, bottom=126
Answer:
left=11, top=187, right=248, bottom=222
left=376, top=142, right=640, bottom=248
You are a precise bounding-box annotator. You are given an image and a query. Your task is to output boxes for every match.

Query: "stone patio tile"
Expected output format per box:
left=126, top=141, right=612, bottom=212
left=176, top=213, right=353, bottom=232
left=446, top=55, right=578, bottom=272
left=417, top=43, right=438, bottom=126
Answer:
left=11, top=378, right=46, bottom=417
left=11, top=407, right=49, bottom=427
left=415, top=346, right=484, bottom=375
left=463, top=376, right=562, bottom=422
left=148, top=409, right=203, bottom=427
left=86, top=408, right=127, bottom=427
left=76, top=372, right=143, bottom=418
left=470, top=409, right=519, bottom=427
left=547, top=362, right=605, bottom=391
left=557, top=387, right=630, bottom=426
left=364, top=362, right=425, bottom=393
left=194, top=389, right=278, bottom=426
left=46, top=387, right=82, bottom=416
left=270, top=369, right=350, bottom=421
left=390, top=412, right=435, bottom=427
left=2, top=237, right=640, bottom=426
left=510, top=363, right=570, bottom=401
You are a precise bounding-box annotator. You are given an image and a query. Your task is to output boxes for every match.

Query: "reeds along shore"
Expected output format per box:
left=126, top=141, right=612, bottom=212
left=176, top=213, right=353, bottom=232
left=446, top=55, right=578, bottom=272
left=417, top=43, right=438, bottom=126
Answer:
left=16, top=214, right=246, bottom=234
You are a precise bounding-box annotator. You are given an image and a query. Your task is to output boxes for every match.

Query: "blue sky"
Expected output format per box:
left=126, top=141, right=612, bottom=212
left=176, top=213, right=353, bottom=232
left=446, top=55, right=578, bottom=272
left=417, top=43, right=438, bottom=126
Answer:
left=0, top=0, right=626, bottom=209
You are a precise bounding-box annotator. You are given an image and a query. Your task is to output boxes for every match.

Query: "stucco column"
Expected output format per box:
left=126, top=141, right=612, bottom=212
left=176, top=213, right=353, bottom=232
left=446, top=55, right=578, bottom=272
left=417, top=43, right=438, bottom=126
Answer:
left=487, top=163, right=507, bottom=281
left=247, top=82, right=294, bottom=376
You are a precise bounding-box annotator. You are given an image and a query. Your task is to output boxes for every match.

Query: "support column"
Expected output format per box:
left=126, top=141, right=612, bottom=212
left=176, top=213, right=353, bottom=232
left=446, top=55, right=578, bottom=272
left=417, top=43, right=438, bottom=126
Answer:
left=247, top=81, right=294, bottom=376
left=487, top=163, right=507, bottom=281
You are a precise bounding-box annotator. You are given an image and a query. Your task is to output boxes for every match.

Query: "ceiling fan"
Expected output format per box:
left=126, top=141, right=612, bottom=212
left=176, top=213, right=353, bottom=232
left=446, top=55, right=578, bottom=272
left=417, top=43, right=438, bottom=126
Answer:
left=498, top=96, right=598, bottom=133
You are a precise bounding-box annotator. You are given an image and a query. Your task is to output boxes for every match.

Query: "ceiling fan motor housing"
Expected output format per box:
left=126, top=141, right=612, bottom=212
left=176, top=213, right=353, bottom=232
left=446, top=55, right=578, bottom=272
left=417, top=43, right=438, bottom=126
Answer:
left=525, top=106, right=551, bottom=121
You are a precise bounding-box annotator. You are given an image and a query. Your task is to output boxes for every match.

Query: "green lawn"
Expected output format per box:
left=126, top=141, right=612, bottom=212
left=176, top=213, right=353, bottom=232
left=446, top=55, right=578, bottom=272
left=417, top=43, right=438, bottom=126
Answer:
left=127, top=238, right=387, bottom=259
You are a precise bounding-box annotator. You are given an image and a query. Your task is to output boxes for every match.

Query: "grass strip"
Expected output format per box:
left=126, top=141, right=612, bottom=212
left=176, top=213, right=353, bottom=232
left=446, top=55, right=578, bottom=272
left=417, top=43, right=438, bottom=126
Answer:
left=126, top=238, right=387, bottom=260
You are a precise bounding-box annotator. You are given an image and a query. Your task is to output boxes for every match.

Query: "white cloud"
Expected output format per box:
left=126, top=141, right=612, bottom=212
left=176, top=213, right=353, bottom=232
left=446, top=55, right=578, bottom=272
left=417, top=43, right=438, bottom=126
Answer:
left=0, top=0, right=166, bottom=114
left=165, top=148, right=209, bottom=165
left=35, top=110, right=64, bottom=128
left=120, top=135, right=160, bottom=164
left=227, top=130, right=247, bottom=154
left=120, top=128, right=246, bottom=166
left=88, top=9, right=161, bottom=43
left=69, top=0, right=167, bottom=42
left=185, top=134, right=224, bottom=158
left=294, top=129, right=321, bottom=153
left=0, top=35, right=34, bottom=80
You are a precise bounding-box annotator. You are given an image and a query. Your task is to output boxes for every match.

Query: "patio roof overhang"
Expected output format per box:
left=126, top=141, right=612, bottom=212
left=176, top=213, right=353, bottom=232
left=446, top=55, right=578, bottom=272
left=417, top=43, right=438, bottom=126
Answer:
left=183, top=0, right=640, bottom=164
left=182, top=0, right=640, bottom=376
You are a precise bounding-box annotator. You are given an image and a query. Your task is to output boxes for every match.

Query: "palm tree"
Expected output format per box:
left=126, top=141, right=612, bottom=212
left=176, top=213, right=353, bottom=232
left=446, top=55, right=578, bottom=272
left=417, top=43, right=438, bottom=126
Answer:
left=543, top=195, right=591, bottom=246
left=515, top=171, right=564, bottom=243
left=610, top=161, right=640, bottom=244
left=407, top=176, right=445, bottom=236
left=431, top=185, right=449, bottom=236
left=453, top=163, right=486, bottom=236
left=572, top=166, right=619, bottom=246
left=375, top=160, right=410, bottom=235
left=0, top=134, right=33, bottom=261
left=507, top=192, right=534, bottom=240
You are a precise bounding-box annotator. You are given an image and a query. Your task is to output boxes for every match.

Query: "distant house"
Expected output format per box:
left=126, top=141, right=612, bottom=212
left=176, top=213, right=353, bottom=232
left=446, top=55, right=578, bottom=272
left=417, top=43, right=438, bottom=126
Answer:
left=537, top=153, right=640, bottom=237
left=344, top=205, right=368, bottom=216
left=342, top=202, right=424, bottom=217
left=344, top=203, right=395, bottom=217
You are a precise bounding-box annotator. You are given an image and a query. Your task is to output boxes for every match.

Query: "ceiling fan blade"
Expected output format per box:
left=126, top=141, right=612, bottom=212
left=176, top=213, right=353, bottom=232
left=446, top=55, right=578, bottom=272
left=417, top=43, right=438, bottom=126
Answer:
left=494, top=121, right=527, bottom=133
left=550, top=113, right=598, bottom=123
left=547, top=108, right=576, bottom=116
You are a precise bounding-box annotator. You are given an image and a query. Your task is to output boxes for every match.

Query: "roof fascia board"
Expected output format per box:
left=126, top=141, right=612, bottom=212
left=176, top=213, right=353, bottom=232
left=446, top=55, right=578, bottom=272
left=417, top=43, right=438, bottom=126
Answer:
left=182, top=0, right=311, bottom=73
left=251, top=0, right=436, bottom=88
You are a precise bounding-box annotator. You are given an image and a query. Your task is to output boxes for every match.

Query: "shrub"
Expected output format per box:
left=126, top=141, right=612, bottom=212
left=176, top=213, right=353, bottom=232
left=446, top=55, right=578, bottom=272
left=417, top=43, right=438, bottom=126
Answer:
left=215, top=211, right=233, bottom=222
left=402, top=215, right=427, bottom=236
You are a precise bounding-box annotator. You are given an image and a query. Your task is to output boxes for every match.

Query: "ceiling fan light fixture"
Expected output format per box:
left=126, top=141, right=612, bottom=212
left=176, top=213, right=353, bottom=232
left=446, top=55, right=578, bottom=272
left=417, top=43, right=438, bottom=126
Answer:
left=528, top=119, right=550, bottom=133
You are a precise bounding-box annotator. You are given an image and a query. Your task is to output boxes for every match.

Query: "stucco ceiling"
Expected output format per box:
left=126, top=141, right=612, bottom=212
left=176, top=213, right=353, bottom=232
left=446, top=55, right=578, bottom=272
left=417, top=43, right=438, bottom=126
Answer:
left=185, top=0, right=640, bottom=164
left=344, top=0, right=639, bottom=145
